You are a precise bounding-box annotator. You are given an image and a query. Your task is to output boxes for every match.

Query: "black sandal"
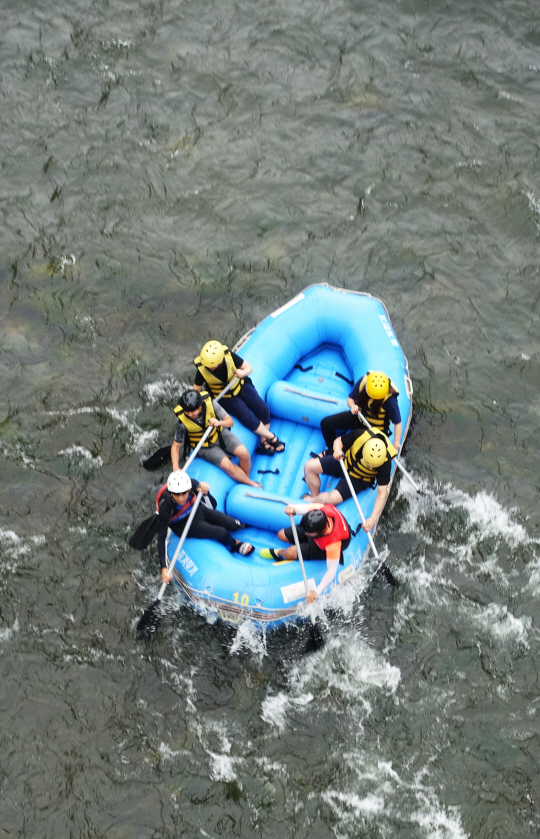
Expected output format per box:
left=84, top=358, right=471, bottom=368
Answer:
left=233, top=542, right=255, bottom=556
left=268, top=435, right=286, bottom=453
left=255, top=439, right=275, bottom=456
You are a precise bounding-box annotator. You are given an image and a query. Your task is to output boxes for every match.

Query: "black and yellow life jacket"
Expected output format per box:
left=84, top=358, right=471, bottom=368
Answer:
left=173, top=391, right=220, bottom=448
left=358, top=372, right=400, bottom=434
left=344, top=429, right=397, bottom=483
left=193, top=346, right=244, bottom=398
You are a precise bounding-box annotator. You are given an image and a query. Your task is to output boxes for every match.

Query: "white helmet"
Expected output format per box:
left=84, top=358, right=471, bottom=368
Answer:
left=167, top=471, right=191, bottom=494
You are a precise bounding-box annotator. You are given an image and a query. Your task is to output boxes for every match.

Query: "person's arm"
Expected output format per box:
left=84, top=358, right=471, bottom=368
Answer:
left=333, top=435, right=344, bottom=460
left=384, top=396, right=402, bottom=451
left=284, top=502, right=323, bottom=516
left=334, top=428, right=362, bottom=460
left=192, top=368, right=206, bottom=392
left=347, top=379, right=362, bottom=414
left=171, top=440, right=182, bottom=471
left=230, top=352, right=251, bottom=379
left=306, top=554, right=340, bottom=601
left=393, top=422, right=402, bottom=452
left=157, top=498, right=173, bottom=582
left=171, top=423, right=187, bottom=470
left=362, top=484, right=388, bottom=533
left=235, top=359, right=252, bottom=378
left=208, top=401, right=234, bottom=428
left=192, top=479, right=210, bottom=495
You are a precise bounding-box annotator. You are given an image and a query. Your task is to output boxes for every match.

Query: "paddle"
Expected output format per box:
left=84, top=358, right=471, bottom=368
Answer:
left=339, top=460, right=396, bottom=586
left=288, top=514, right=325, bottom=652
left=142, top=445, right=172, bottom=471
left=136, top=490, right=204, bottom=640
left=356, top=410, right=426, bottom=496
left=129, top=513, right=160, bottom=551
left=142, top=378, right=238, bottom=471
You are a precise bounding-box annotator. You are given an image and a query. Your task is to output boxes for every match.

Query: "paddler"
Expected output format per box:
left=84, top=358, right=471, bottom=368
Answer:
left=192, top=340, right=285, bottom=455
left=303, top=428, right=397, bottom=533
left=319, top=370, right=402, bottom=454
left=171, top=388, right=263, bottom=488
left=158, top=471, right=254, bottom=583
left=260, top=504, right=351, bottom=602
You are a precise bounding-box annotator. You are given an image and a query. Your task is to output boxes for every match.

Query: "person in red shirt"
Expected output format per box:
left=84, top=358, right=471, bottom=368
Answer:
left=260, top=503, right=351, bottom=602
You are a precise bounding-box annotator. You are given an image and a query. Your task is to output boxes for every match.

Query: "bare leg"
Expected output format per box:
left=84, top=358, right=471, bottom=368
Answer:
left=254, top=422, right=285, bottom=452
left=276, top=528, right=298, bottom=560
left=233, top=444, right=253, bottom=477
left=253, top=421, right=274, bottom=441
left=304, top=457, right=323, bottom=496
left=219, top=456, right=260, bottom=487
left=278, top=545, right=298, bottom=560
left=305, top=489, right=344, bottom=505
left=271, top=542, right=298, bottom=561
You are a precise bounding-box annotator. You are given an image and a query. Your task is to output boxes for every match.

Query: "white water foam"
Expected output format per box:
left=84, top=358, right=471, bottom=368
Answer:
left=58, top=445, right=104, bottom=472
left=0, top=527, right=46, bottom=570
left=0, top=617, right=19, bottom=644
left=142, top=377, right=186, bottom=405
left=394, top=477, right=538, bottom=650
left=261, top=634, right=400, bottom=733
left=45, top=405, right=159, bottom=452
left=324, top=757, right=468, bottom=839
left=0, top=439, right=36, bottom=469
left=525, top=190, right=540, bottom=230
left=230, top=619, right=268, bottom=657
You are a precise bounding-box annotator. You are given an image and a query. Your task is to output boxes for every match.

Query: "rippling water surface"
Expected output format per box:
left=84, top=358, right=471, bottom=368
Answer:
left=2, top=0, right=540, bottom=837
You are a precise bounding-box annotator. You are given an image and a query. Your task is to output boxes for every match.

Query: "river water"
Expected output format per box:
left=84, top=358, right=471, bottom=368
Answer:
left=1, top=0, right=540, bottom=837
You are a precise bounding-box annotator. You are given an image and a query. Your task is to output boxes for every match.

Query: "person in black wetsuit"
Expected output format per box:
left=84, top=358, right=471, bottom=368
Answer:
left=158, top=471, right=254, bottom=583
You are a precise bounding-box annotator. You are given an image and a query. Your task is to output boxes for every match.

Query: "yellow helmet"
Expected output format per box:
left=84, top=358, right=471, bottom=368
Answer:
left=200, top=340, right=225, bottom=367
left=366, top=371, right=389, bottom=400
left=362, top=437, right=387, bottom=468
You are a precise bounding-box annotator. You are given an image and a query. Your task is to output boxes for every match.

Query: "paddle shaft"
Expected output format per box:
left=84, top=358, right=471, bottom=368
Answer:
left=289, top=515, right=325, bottom=650
left=289, top=513, right=321, bottom=625
left=356, top=410, right=422, bottom=494
left=339, top=459, right=381, bottom=560
left=182, top=378, right=237, bottom=470
left=157, top=490, right=204, bottom=601
left=288, top=514, right=311, bottom=595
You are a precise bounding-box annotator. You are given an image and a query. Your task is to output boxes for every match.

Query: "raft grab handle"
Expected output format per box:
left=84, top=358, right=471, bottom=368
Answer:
left=245, top=492, right=289, bottom=504
left=284, top=387, right=339, bottom=404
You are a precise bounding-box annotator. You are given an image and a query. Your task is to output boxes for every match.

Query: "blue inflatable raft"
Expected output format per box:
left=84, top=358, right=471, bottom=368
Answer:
left=166, top=284, right=413, bottom=630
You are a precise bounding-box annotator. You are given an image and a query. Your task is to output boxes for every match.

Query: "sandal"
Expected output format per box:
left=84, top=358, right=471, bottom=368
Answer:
left=235, top=542, right=254, bottom=556
left=268, top=435, right=286, bottom=453
left=255, top=440, right=275, bottom=456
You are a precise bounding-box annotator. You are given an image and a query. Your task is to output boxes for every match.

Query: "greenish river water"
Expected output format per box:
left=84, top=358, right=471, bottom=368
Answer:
left=1, top=1, right=540, bottom=837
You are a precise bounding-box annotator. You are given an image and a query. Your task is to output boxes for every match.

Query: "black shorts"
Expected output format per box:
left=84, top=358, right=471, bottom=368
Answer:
left=318, top=454, right=372, bottom=501
left=282, top=526, right=327, bottom=560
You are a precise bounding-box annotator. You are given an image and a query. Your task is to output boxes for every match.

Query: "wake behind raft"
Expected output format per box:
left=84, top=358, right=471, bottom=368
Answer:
left=149, top=283, right=412, bottom=631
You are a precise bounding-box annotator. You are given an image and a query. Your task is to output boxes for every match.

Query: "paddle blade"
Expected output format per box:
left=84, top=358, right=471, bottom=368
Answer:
left=377, top=563, right=397, bottom=587
left=136, top=599, right=162, bottom=641
left=142, top=446, right=171, bottom=471
left=129, top=515, right=159, bottom=550
left=304, top=620, right=325, bottom=653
